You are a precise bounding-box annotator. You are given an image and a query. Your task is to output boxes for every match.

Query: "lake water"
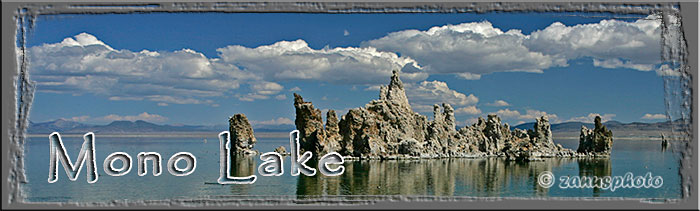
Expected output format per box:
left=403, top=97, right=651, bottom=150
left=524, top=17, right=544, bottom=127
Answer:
left=21, top=135, right=683, bottom=202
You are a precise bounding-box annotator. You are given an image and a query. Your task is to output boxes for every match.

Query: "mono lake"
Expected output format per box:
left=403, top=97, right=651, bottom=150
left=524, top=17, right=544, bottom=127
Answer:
left=21, top=135, right=683, bottom=202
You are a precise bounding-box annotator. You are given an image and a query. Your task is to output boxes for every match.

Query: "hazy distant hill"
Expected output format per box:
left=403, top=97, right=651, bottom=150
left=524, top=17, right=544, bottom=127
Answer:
left=28, top=119, right=91, bottom=134
left=253, top=124, right=296, bottom=132
left=29, top=118, right=684, bottom=137
left=27, top=119, right=294, bottom=134
left=513, top=119, right=682, bottom=131
left=513, top=119, right=687, bottom=138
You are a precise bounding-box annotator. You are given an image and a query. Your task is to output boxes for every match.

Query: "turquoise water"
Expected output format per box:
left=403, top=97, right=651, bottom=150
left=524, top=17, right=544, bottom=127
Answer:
left=21, top=135, right=683, bottom=202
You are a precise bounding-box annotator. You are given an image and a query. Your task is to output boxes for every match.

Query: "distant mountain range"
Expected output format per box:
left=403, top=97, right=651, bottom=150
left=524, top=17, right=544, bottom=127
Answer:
left=27, top=119, right=295, bottom=134
left=512, top=119, right=687, bottom=138
left=512, top=119, right=684, bottom=131
left=28, top=118, right=684, bottom=136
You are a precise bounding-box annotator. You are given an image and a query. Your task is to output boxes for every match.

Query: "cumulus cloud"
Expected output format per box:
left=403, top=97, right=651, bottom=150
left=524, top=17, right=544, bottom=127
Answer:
left=592, top=58, right=654, bottom=71
left=493, top=108, right=521, bottom=119
left=655, top=64, right=682, bottom=77
left=526, top=15, right=662, bottom=69
left=216, top=39, right=426, bottom=85
left=365, top=21, right=563, bottom=75
left=566, top=113, right=616, bottom=123
left=491, top=108, right=559, bottom=123
left=641, top=113, right=668, bottom=120
left=456, top=73, right=482, bottom=80
left=236, top=81, right=286, bottom=101
left=487, top=100, right=510, bottom=107
left=60, top=115, right=90, bottom=122
left=275, top=94, right=287, bottom=100
left=252, top=82, right=284, bottom=95
left=364, top=85, right=382, bottom=91
left=28, top=33, right=251, bottom=105
left=250, top=117, right=294, bottom=126
left=28, top=14, right=670, bottom=110
left=405, top=80, right=478, bottom=112
left=28, top=33, right=428, bottom=105
left=455, top=106, right=481, bottom=115
left=98, top=112, right=168, bottom=123
left=364, top=15, right=667, bottom=79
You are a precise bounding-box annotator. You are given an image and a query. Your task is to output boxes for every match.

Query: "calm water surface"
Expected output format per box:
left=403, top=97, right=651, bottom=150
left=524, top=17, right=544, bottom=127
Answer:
left=22, top=135, right=683, bottom=202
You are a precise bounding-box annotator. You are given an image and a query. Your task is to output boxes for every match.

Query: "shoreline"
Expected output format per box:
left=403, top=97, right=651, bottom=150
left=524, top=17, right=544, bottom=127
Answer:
left=26, top=132, right=679, bottom=140
left=25, top=132, right=289, bottom=138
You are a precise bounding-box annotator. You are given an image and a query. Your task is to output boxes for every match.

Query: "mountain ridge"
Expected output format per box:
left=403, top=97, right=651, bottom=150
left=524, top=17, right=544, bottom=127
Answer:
left=29, top=118, right=681, bottom=135
left=28, top=119, right=295, bottom=134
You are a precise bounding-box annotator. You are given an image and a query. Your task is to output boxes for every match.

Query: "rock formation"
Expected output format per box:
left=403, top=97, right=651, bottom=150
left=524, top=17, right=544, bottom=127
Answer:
left=293, top=93, right=326, bottom=154
left=228, top=114, right=257, bottom=155
left=335, top=70, right=432, bottom=158
left=218, top=70, right=614, bottom=160
left=289, top=70, right=598, bottom=160
left=324, top=110, right=342, bottom=153
left=577, top=116, right=614, bottom=155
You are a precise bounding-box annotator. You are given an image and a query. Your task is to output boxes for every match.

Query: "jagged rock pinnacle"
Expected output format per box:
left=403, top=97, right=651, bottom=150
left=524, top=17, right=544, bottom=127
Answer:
left=228, top=114, right=257, bottom=155
left=383, top=70, right=412, bottom=112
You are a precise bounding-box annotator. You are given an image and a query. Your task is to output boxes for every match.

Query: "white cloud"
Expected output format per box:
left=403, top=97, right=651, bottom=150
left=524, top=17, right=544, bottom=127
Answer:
left=405, top=80, right=478, bottom=112
left=519, top=109, right=559, bottom=122
left=27, top=15, right=670, bottom=111
left=594, top=58, right=683, bottom=77
left=593, top=58, right=654, bottom=71
left=289, top=86, right=302, bottom=92
left=486, top=100, right=510, bottom=107
left=456, top=73, right=481, bottom=80
left=61, top=115, right=90, bottom=122
left=236, top=93, right=270, bottom=102
left=491, top=108, right=559, bottom=123
left=365, top=15, right=666, bottom=79
left=236, top=81, right=286, bottom=102
left=343, top=29, right=350, bottom=36
left=365, top=21, right=563, bottom=76
left=275, top=94, right=287, bottom=100
left=455, top=106, right=481, bottom=115
left=216, top=39, right=427, bottom=85
left=157, top=102, right=168, bottom=106
left=28, top=33, right=250, bottom=105
left=364, top=85, right=382, bottom=91
left=566, top=113, right=616, bottom=123
left=250, top=117, right=294, bottom=126
left=252, top=82, right=284, bottom=95
left=655, top=64, right=682, bottom=77
left=526, top=15, right=662, bottom=71
left=492, top=108, right=522, bottom=119
left=641, top=113, right=668, bottom=120
left=119, top=95, right=214, bottom=105
left=28, top=33, right=428, bottom=106
left=98, top=112, right=168, bottom=123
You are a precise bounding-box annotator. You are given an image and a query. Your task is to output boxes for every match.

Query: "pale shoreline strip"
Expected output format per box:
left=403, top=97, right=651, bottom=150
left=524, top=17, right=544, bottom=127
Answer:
left=25, top=132, right=677, bottom=140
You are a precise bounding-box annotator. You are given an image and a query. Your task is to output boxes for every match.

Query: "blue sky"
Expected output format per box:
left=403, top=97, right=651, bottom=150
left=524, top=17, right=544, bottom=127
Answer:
left=23, top=12, right=674, bottom=127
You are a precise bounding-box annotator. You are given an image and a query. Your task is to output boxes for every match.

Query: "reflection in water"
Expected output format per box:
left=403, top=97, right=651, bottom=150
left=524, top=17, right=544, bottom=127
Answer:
left=228, top=154, right=257, bottom=194
left=222, top=155, right=615, bottom=198
left=577, top=158, right=612, bottom=197
left=20, top=137, right=680, bottom=202
left=295, top=158, right=578, bottom=197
